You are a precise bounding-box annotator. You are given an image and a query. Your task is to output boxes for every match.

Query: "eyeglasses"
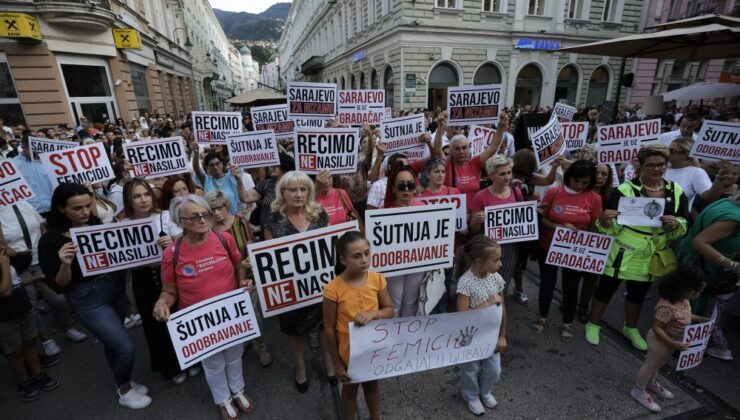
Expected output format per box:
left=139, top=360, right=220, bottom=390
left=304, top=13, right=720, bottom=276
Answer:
left=181, top=212, right=213, bottom=223
left=212, top=205, right=227, bottom=213
left=207, top=160, right=222, bottom=168
left=396, top=181, right=416, bottom=191
left=643, top=163, right=667, bottom=170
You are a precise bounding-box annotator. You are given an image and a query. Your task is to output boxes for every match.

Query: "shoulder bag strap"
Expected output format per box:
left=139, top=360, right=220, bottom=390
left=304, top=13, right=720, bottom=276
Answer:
left=172, top=237, right=183, bottom=281
left=12, top=205, right=32, bottom=249
left=211, top=230, right=231, bottom=255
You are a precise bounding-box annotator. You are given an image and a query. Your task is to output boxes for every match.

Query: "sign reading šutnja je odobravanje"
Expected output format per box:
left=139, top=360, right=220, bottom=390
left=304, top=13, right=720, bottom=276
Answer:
left=689, top=120, right=740, bottom=164
left=447, top=84, right=503, bottom=126
left=0, top=160, right=34, bottom=207
left=123, top=136, right=189, bottom=179
left=192, top=111, right=243, bottom=145
left=39, top=142, right=114, bottom=188
left=227, top=130, right=280, bottom=170
left=250, top=104, right=296, bottom=140
left=545, top=227, right=614, bottom=275
left=295, top=127, right=360, bottom=175
left=380, top=114, right=426, bottom=153
left=484, top=201, right=539, bottom=244
left=287, top=82, right=337, bottom=120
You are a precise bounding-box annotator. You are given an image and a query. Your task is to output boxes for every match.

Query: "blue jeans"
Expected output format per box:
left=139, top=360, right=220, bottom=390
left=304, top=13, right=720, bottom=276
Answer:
left=66, top=274, right=135, bottom=387
left=460, top=353, right=501, bottom=402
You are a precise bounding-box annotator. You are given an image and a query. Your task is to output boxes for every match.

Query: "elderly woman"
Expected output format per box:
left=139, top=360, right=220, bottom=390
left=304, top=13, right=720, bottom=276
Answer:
left=192, top=152, right=250, bottom=215
left=263, top=171, right=335, bottom=392
left=153, top=195, right=253, bottom=420
left=586, top=145, right=689, bottom=350
left=665, top=137, right=724, bottom=206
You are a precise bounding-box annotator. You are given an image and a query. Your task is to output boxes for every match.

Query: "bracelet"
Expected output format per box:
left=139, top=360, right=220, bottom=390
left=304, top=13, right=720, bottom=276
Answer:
left=718, top=256, right=728, bottom=265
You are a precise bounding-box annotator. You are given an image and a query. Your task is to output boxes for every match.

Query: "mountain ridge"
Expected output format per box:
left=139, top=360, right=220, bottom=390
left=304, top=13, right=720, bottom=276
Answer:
left=213, top=3, right=290, bottom=41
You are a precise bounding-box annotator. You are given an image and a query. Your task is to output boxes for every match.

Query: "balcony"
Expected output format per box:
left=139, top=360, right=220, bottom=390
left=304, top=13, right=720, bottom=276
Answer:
left=34, top=0, right=116, bottom=32
left=301, top=55, right=324, bottom=75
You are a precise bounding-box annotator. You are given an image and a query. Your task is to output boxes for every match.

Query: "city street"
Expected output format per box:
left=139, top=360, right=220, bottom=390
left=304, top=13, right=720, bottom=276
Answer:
left=2, top=264, right=737, bottom=419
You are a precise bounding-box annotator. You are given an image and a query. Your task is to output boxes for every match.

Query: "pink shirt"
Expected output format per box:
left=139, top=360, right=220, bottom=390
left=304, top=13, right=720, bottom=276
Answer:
left=316, top=188, right=355, bottom=226
left=418, top=185, right=461, bottom=198
left=388, top=199, right=424, bottom=208
left=539, top=186, right=602, bottom=250
left=161, top=231, right=242, bottom=308
left=470, top=187, right=522, bottom=212
left=445, top=155, right=484, bottom=207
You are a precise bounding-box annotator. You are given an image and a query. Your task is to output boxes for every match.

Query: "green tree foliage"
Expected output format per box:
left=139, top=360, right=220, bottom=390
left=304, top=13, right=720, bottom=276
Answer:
left=249, top=45, right=274, bottom=67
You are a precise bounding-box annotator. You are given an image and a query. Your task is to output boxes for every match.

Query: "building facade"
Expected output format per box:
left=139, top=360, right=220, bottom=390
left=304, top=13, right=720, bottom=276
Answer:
left=261, top=58, right=281, bottom=90
left=240, top=46, right=262, bottom=91
left=0, top=0, right=244, bottom=130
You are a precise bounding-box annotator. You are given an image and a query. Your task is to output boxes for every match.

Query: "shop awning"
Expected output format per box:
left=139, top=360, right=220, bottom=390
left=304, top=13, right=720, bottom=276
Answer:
left=226, top=89, right=286, bottom=107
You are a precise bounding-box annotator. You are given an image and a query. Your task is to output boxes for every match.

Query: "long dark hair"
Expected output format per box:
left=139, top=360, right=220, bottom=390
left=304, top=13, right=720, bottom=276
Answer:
left=334, top=231, right=369, bottom=276
left=563, top=159, right=597, bottom=190
left=123, top=178, right=159, bottom=218
left=595, top=163, right=615, bottom=205
left=657, top=265, right=706, bottom=303
left=47, top=183, right=102, bottom=229
left=383, top=161, right=417, bottom=209
left=454, top=235, right=501, bottom=279
left=160, top=174, right=197, bottom=211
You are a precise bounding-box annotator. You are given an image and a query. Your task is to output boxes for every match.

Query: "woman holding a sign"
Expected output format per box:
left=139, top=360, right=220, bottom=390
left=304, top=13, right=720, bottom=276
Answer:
left=192, top=152, right=250, bottom=215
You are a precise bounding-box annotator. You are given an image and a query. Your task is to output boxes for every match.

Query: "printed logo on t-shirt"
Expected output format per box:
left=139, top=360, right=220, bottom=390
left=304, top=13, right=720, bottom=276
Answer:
left=553, top=204, right=563, bottom=214
left=182, top=263, right=197, bottom=277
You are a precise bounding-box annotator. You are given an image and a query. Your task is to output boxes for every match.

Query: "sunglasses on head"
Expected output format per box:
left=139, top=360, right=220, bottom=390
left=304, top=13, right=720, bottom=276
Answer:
left=396, top=181, right=416, bottom=191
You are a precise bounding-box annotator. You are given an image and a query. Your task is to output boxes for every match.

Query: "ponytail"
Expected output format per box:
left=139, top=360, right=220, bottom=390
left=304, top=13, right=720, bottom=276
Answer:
left=454, top=235, right=500, bottom=279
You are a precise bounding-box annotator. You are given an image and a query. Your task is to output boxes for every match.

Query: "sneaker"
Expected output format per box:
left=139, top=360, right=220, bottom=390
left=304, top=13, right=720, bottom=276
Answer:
left=647, top=381, right=674, bottom=399
left=623, top=326, right=648, bottom=351
left=630, top=387, right=661, bottom=413
left=124, top=313, right=142, bottom=330
left=481, top=393, right=498, bottom=409
left=130, top=381, right=149, bottom=395
left=513, top=289, right=529, bottom=304
left=465, top=398, right=485, bottom=416
left=64, top=328, right=88, bottom=343
left=118, top=388, right=152, bottom=409
left=172, top=372, right=187, bottom=385
left=18, top=379, right=41, bottom=402
left=41, top=339, right=61, bottom=356
left=38, top=353, right=60, bottom=369
left=585, top=322, right=600, bottom=346
left=187, top=365, right=202, bottom=377
left=32, top=373, right=59, bottom=392
left=706, top=347, right=734, bottom=361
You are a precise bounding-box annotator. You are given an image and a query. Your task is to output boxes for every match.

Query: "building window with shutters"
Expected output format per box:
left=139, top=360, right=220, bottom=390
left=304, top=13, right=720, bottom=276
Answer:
left=482, top=0, right=503, bottom=13
left=0, top=55, right=26, bottom=127
left=130, top=63, right=151, bottom=116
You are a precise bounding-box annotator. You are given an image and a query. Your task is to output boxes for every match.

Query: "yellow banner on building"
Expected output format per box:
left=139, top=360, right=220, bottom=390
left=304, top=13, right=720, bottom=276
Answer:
left=113, top=28, right=142, bottom=49
left=0, top=13, right=42, bottom=41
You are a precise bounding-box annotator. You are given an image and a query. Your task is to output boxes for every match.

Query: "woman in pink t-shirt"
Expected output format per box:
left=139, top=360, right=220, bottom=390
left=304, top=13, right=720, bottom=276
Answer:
left=154, top=195, right=253, bottom=420
left=314, top=170, right=357, bottom=226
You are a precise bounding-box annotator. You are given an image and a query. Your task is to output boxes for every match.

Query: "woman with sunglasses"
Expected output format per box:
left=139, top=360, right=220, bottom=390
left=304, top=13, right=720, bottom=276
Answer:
left=665, top=137, right=724, bottom=207
left=192, top=152, right=250, bottom=215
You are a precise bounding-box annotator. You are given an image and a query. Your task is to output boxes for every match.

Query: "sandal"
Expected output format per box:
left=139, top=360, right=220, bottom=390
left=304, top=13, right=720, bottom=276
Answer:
left=561, top=324, right=575, bottom=342
left=219, top=399, right=238, bottom=420
left=532, top=318, right=546, bottom=333
left=232, top=390, right=255, bottom=413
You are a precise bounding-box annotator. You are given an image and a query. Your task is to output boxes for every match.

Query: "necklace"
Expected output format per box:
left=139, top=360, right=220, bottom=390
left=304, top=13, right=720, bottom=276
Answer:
left=640, top=178, right=664, bottom=192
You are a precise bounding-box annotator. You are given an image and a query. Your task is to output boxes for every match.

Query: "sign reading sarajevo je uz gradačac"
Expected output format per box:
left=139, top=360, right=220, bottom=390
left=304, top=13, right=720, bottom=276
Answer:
left=0, top=160, right=35, bottom=207
left=596, top=119, right=661, bottom=164
left=337, top=89, right=386, bottom=125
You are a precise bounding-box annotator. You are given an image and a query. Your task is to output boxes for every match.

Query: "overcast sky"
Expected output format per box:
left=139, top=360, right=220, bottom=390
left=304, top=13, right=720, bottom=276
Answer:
left=208, top=0, right=289, bottom=14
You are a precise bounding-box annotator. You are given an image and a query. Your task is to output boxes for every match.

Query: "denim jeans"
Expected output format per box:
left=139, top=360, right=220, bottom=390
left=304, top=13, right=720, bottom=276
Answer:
left=66, top=274, right=135, bottom=387
left=460, top=353, right=501, bottom=402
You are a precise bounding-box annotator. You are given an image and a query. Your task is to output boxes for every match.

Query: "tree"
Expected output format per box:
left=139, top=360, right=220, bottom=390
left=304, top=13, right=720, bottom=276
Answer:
left=250, top=45, right=273, bottom=67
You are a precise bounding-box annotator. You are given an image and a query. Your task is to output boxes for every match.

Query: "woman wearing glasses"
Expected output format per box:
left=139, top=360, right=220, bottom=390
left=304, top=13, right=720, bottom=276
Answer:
left=586, top=144, right=689, bottom=350
left=664, top=137, right=724, bottom=207
left=153, top=195, right=254, bottom=420
left=192, top=152, right=250, bottom=215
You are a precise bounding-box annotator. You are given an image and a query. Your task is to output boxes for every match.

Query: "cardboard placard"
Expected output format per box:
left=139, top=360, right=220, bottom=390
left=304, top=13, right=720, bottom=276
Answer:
left=447, top=84, right=502, bottom=126
left=366, top=204, right=455, bottom=277
left=380, top=114, right=425, bottom=153
left=167, top=289, right=261, bottom=369
left=248, top=222, right=360, bottom=317
left=384, top=107, right=392, bottom=121
left=467, top=125, right=496, bottom=156
left=689, top=120, right=740, bottom=164
left=484, top=201, right=539, bottom=244
left=123, top=136, right=189, bottom=179
left=338, top=89, right=385, bottom=125
left=0, top=160, right=34, bottom=207
left=227, top=130, right=280, bottom=169
left=553, top=103, right=576, bottom=122
left=545, top=227, right=615, bottom=274
left=617, top=197, right=665, bottom=228
left=417, top=194, right=467, bottom=233
left=295, top=127, right=360, bottom=174
left=40, top=142, right=114, bottom=188
left=293, top=118, right=325, bottom=129
left=676, top=308, right=717, bottom=371
left=404, top=145, right=428, bottom=160
left=70, top=218, right=162, bottom=276
left=192, top=111, right=243, bottom=144
left=596, top=119, right=661, bottom=164
left=561, top=121, right=589, bottom=153
left=250, top=104, right=296, bottom=140
left=28, top=136, right=78, bottom=163
left=530, top=114, right=565, bottom=168
left=287, top=82, right=337, bottom=120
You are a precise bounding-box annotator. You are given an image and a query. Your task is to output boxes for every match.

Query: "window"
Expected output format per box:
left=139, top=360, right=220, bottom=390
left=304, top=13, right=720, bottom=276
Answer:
left=528, top=0, right=545, bottom=15
left=473, top=63, right=502, bottom=85
left=371, top=69, right=379, bottom=89
left=61, top=64, right=111, bottom=97
left=130, top=63, right=150, bottom=114
left=383, top=66, right=394, bottom=107
left=436, top=0, right=459, bottom=9
left=0, top=59, right=25, bottom=127
left=368, top=0, right=376, bottom=24
left=602, top=0, right=623, bottom=22
left=382, top=0, right=391, bottom=15
left=670, top=60, right=687, bottom=78
left=482, top=0, right=502, bottom=13
left=567, top=0, right=585, bottom=19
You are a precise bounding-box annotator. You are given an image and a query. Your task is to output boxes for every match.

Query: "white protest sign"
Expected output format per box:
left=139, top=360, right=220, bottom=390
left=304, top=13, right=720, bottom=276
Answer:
left=123, top=136, right=189, bottom=179
left=418, top=194, right=467, bottom=233
left=617, top=197, right=665, bottom=228
left=70, top=218, right=161, bottom=277
left=192, top=111, right=243, bottom=145
left=562, top=121, right=589, bottom=153
left=250, top=104, right=296, bottom=140
left=610, top=164, right=620, bottom=187
left=380, top=114, right=425, bottom=153
left=348, top=304, right=501, bottom=383
left=287, top=81, right=337, bottom=120
left=296, top=127, right=359, bottom=174
left=447, top=84, right=502, bottom=126
left=28, top=136, right=77, bottom=163
left=0, top=160, right=34, bottom=207
left=384, top=107, right=392, bottom=121
left=404, top=145, right=428, bottom=160
left=676, top=308, right=717, bottom=371
left=467, top=125, right=496, bottom=156
left=227, top=130, right=280, bottom=169
left=553, top=103, right=576, bottom=122
left=689, top=120, right=740, bottom=164
left=530, top=114, right=565, bottom=168
left=167, top=289, right=261, bottom=369
left=366, top=204, right=455, bottom=277
left=484, top=201, right=539, bottom=244
left=294, top=118, right=325, bottom=128
left=338, top=89, right=385, bottom=125
left=248, top=221, right=359, bottom=317
left=545, top=227, right=614, bottom=274
left=40, top=142, right=114, bottom=188
left=597, top=119, right=661, bottom=164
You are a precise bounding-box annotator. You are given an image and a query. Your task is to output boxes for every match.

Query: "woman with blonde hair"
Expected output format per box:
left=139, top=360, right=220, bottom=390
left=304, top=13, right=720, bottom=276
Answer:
left=665, top=137, right=724, bottom=206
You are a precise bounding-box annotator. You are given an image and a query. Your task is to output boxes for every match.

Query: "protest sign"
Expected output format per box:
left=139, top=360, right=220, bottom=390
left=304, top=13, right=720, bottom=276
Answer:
left=40, top=142, right=114, bottom=188
left=227, top=130, right=280, bottom=169
left=380, top=114, right=425, bottom=153
left=338, top=89, right=385, bottom=125
left=296, top=127, right=359, bottom=174
left=70, top=218, right=161, bottom=276
left=468, top=125, right=496, bottom=156
left=447, top=84, right=502, bottom=126
left=561, top=121, right=589, bottom=153
left=167, top=289, right=261, bottom=369
left=610, top=164, right=620, bottom=187
left=287, top=81, right=337, bottom=119
left=484, top=201, right=539, bottom=244
left=404, top=145, right=428, bottom=160
left=689, top=120, right=740, bottom=164
left=596, top=119, right=661, bottom=164
left=192, top=111, right=243, bottom=145
left=294, top=118, right=325, bottom=129
left=28, top=136, right=77, bottom=163
left=530, top=114, right=565, bottom=168
left=553, top=103, right=576, bottom=122
left=248, top=221, right=359, bottom=317
left=123, top=136, right=189, bottom=179
left=366, top=204, right=455, bottom=277
left=676, top=308, right=717, bottom=371
left=545, top=227, right=614, bottom=274
left=250, top=104, right=296, bottom=140
left=0, top=160, right=34, bottom=207
left=417, top=194, right=467, bottom=233
left=384, top=107, right=392, bottom=120
left=617, top=197, right=665, bottom=228
left=348, top=304, right=501, bottom=383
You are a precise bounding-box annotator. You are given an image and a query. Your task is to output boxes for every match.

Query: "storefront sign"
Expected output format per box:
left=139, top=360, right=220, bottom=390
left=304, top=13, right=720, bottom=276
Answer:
left=617, top=197, right=665, bottom=228
left=123, top=136, right=189, bottom=179
left=287, top=82, right=337, bottom=120
left=338, top=90, right=385, bottom=125
left=562, top=121, right=589, bottom=153
left=112, top=28, right=142, bottom=49
left=28, top=136, right=77, bottom=163
left=381, top=114, right=425, bottom=153
left=191, top=111, right=243, bottom=144
left=676, top=307, right=717, bottom=371
left=39, top=143, right=114, bottom=188
left=689, top=120, right=740, bottom=164
left=596, top=119, right=661, bottom=164
left=0, top=160, right=34, bottom=207
left=515, top=38, right=561, bottom=50
left=167, top=289, right=261, bottom=369
left=154, top=51, right=175, bottom=68
left=484, top=201, right=539, bottom=244
left=553, top=103, right=576, bottom=122
left=296, top=127, right=359, bottom=175
left=447, top=84, right=502, bottom=126
left=250, top=104, right=295, bottom=140
left=0, top=13, right=41, bottom=41
left=417, top=194, right=467, bottom=232
left=366, top=204, right=455, bottom=277
left=227, top=130, right=280, bottom=169
left=70, top=218, right=162, bottom=277
left=468, top=125, right=496, bottom=156
left=248, top=222, right=360, bottom=317
left=545, top=227, right=614, bottom=275
left=530, top=114, right=565, bottom=168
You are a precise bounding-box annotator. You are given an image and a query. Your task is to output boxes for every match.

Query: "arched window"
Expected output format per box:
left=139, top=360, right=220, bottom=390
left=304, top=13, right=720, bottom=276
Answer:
left=513, top=64, right=543, bottom=107
left=555, top=65, right=579, bottom=105
left=371, top=69, right=378, bottom=89
left=341, top=76, right=346, bottom=89
left=586, top=65, right=610, bottom=106
left=350, top=74, right=356, bottom=89
left=383, top=66, right=394, bottom=107
left=360, top=72, right=366, bottom=89
left=427, top=62, right=459, bottom=110
left=473, top=63, right=502, bottom=85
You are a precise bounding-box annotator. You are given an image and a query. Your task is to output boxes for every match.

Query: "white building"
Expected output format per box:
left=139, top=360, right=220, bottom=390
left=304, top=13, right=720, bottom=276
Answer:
left=240, top=45, right=262, bottom=91
left=261, top=58, right=281, bottom=90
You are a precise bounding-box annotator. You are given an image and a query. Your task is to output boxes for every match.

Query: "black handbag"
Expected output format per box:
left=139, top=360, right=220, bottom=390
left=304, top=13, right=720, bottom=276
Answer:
left=705, top=270, right=739, bottom=296
left=9, top=205, right=33, bottom=273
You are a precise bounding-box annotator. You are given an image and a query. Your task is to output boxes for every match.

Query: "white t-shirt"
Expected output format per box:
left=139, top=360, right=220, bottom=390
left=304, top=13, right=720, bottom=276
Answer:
left=0, top=201, right=44, bottom=265
left=665, top=166, right=712, bottom=205
left=124, top=210, right=182, bottom=237
left=367, top=177, right=388, bottom=208
left=658, top=129, right=696, bottom=146
left=107, top=184, right=124, bottom=216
